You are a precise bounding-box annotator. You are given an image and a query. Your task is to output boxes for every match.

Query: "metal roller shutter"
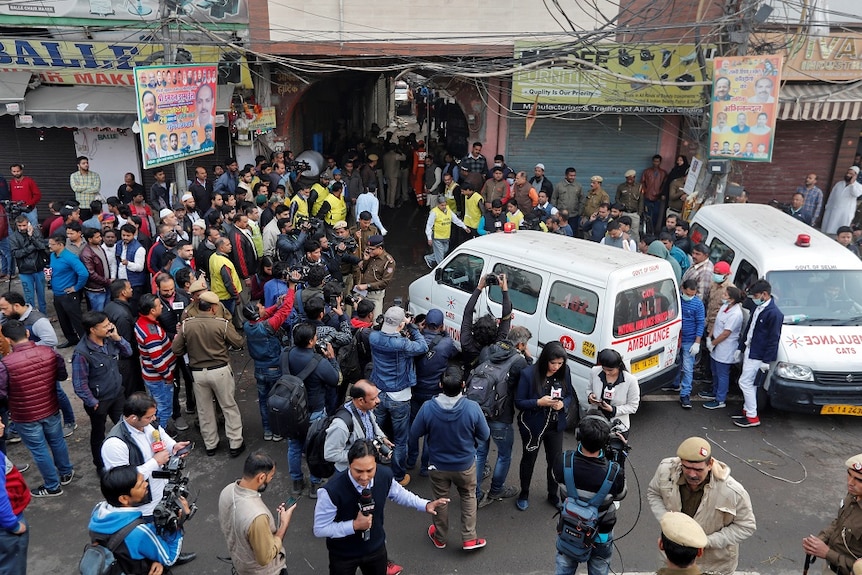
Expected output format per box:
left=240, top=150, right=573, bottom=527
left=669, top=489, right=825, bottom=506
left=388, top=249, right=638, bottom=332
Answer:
left=506, top=115, right=664, bottom=201
left=0, top=115, right=78, bottom=217
left=736, top=120, right=841, bottom=204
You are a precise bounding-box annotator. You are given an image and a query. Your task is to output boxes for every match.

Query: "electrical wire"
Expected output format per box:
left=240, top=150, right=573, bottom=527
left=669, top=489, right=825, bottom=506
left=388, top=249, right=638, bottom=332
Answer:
left=704, top=433, right=808, bottom=484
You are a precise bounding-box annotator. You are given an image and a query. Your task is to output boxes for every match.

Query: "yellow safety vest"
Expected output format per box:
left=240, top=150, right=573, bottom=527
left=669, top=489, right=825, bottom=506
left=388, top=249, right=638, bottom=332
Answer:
left=507, top=210, right=524, bottom=228
left=209, top=253, right=242, bottom=301
left=463, top=193, right=483, bottom=228
left=290, top=194, right=309, bottom=225
left=323, top=194, right=347, bottom=225
left=311, top=183, right=330, bottom=215
left=432, top=206, right=452, bottom=240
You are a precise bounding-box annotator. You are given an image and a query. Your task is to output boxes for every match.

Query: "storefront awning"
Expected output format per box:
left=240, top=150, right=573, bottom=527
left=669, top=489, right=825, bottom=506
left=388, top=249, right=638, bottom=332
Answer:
left=0, top=72, right=32, bottom=115
left=17, top=84, right=235, bottom=128
left=778, top=83, right=862, bottom=121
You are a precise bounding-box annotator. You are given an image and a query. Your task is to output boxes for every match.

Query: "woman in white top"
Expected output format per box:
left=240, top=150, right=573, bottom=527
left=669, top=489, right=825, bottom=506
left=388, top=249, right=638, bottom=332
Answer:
left=587, top=348, right=640, bottom=433
left=702, top=285, right=745, bottom=409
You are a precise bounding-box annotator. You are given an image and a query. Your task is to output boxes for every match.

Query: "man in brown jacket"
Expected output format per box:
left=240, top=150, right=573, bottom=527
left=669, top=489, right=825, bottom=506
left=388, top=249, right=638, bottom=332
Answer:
left=172, top=291, right=245, bottom=457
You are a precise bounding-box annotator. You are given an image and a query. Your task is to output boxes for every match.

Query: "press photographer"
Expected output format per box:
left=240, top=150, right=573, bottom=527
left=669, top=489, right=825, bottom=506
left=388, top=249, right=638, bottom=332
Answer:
left=101, top=392, right=196, bottom=565
left=88, top=465, right=191, bottom=575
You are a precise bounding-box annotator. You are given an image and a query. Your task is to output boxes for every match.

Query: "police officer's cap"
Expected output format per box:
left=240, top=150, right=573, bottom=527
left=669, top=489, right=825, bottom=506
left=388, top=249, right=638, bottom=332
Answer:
left=677, top=437, right=711, bottom=462
left=368, top=234, right=384, bottom=247
left=661, top=512, right=708, bottom=549
left=846, top=453, right=862, bottom=473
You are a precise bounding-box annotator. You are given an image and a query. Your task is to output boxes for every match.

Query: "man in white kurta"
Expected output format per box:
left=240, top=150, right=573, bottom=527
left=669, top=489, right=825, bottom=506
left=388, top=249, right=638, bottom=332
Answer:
left=821, top=166, right=862, bottom=234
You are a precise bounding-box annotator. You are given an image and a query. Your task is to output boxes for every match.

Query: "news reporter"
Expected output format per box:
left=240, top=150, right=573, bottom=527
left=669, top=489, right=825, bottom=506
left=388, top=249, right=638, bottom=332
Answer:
left=514, top=341, right=576, bottom=511
left=587, top=348, right=640, bottom=433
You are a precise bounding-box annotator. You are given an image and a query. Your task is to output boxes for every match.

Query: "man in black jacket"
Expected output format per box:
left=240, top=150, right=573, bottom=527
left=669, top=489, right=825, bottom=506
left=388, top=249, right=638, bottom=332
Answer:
left=9, top=215, right=48, bottom=313
left=104, top=280, right=143, bottom=397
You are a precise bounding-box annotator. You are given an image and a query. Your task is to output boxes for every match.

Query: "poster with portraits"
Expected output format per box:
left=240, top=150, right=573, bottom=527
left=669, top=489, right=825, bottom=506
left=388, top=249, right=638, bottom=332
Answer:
left=708, top=55, right=782, bottom=163
left=135, top=64, right=218, bottom=169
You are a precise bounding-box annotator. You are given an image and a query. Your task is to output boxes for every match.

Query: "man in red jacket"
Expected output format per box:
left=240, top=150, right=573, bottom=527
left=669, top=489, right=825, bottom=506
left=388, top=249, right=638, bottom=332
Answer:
left=8, top=164, right=41, bottom=228
left=0, top=320, right=74, bottom=498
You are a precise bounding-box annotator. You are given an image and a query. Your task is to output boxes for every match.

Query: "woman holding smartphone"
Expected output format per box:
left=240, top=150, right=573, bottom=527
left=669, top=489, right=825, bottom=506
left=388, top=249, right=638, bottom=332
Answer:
left=514, top=341, right=576, bottom=511
left=587, top=348, right=640, bottom=434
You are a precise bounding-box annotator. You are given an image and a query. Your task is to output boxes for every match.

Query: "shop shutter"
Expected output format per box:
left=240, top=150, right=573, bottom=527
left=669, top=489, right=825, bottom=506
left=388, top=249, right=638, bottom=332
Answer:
left=506, top=115, right=663, bottom=201
left=736, top=120, right=841, bottom=205
left=0, top=116, right=78, bottom=216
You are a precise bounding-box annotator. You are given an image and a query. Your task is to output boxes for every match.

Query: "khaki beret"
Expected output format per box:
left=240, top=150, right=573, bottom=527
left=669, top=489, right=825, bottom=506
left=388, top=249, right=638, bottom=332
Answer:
left=625, top=169, right=637, bottom=178
left=333, top=220, right=348, bottom=230
left=677, top=437, right=711, bottom=462
left=591, top=175, right=603, bottom=183
left=846, top=453, right=862, bottom=473
left=189, top=277, right=208, bottom=293
left=198, top=290, right=220, bottom=304
left=852, top=559, right=862, bottom=575
left=661, top=512, right=708, bottom=549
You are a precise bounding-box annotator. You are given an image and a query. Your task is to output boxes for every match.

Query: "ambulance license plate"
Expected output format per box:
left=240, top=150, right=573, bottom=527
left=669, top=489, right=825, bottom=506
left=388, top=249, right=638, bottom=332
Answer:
left=820, top=404, right=862, bottom=416
left=631, top=354, right=659, bottom=374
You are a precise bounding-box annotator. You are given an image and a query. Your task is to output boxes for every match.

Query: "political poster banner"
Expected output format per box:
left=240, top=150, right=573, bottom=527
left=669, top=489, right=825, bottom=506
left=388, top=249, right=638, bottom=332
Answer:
left=708, top=55, right=782, bottom=162
left=135, top=64, right=217, bottom=169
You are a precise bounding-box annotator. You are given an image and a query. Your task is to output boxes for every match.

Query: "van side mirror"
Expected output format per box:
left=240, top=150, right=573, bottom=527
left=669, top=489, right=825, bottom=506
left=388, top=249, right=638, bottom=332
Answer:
left=434, top=268, right=442, bottom=283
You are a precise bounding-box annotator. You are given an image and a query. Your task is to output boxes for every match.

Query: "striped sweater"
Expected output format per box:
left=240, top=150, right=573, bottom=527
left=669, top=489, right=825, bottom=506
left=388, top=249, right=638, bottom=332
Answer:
left=134, top=315, right=176, bottom=382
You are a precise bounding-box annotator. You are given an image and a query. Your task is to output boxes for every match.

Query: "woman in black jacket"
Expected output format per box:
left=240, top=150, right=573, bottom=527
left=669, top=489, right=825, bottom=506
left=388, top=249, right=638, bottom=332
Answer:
left=514, top=341, right=577, bottom=511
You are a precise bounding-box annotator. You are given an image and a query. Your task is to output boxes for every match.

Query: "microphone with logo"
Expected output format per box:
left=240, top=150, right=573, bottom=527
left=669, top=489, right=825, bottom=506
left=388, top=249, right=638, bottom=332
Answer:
left=358, top=489, right=374, bottom=541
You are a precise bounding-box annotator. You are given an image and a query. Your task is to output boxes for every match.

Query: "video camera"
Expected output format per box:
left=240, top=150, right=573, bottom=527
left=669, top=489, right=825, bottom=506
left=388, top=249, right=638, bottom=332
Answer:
left=295, top=215, right=324, bottom=234
left=285, top=159, right=311, bottom=174
left=151, top=455, right=197, bottom=534
left=605, top=418, right=631, bottom=466
left=0, top=200, right=29, bottom=219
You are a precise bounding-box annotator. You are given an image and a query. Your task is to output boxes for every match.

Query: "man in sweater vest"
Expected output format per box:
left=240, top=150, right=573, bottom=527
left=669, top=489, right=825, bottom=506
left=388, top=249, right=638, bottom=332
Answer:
left=219, top=451, right=295, bottom=575
left=0, top=321, right=73, bottom=498
left=313, top=440, right=450, bottom=575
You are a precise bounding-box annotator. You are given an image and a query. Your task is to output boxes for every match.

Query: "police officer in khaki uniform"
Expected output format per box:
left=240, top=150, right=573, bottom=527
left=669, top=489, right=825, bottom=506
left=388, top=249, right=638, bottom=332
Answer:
left=172, top=291, right=246, bottom=458
left=582, top=176, right=610, bottom=219
left=658, top=512, right=708, bottom=575
left=802, top=453, right=862, bottom=575
left=616, top=169, right=642, bottom=241
left=181, top=276, right=233, bottom=322
left=356, top=234, right=394, bottom=318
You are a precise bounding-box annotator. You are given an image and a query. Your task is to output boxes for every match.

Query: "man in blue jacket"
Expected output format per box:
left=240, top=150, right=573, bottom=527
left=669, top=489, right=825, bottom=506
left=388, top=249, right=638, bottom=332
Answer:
left=47, top=233, right=88, bottom=348
left=369, top=307, right=428, bottom=486
left=407, top=308, right=459, bottom=475
left=411, top=365, right=490, bottom=551
left=667, top=279, right=705, bottom=409
left=733, top=280, right=783, bottom=428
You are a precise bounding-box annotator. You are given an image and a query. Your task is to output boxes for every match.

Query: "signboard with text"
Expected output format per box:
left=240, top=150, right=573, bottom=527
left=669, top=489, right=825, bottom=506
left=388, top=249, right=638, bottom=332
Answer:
left=512, top=42, right=715, bottom=114
left=0, top=38, right=252, bottom=87
left=135, top=65, right=217, bottom=169
left=0, top=0, right=248, bottom=24
left=755, top=32, right=862, bottom=81
left=708, top=55, right=782, bottom=163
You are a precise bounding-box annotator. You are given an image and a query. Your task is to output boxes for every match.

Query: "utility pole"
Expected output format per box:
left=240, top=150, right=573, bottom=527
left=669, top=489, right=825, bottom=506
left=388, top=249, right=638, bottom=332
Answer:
left=161, top=0, right=188, bottom=202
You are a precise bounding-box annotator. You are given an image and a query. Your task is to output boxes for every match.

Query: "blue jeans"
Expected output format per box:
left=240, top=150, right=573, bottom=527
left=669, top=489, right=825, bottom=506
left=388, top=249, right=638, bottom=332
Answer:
left=19, top=272, right=47, bottom=314
left=15, top=412, right=74, bottom=491
left=57, top=382, right=75, bottom=426
left=85, top=289, right=109, bottom=312
left=407, top=395, right=432, bottom=470
left=23, top=208, right=38, bottom=228
left=374, top=393, right=411, bottom=480
left=0, top=238, right=13, bottom=276
left=711, top=357, right=732, bottom=402
left=475, top=420, right=514, bottom=496
left=254, top=365, right=282, bottom=434
left=0, top=514, right=28, bottom=575
left=643, top=198, right=662, bottom=233
left=555, top=537, right=613, bottom=575
left=222, top=298, right=236, bottom=314
left=288, top=409, right=325, bottom=482
left=145, top=380, right=175, bottom=426
left=675, top=343, right=696, bottom=397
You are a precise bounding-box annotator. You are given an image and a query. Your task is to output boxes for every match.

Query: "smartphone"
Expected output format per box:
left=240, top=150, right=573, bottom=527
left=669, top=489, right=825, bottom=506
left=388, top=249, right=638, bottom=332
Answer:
left=175, top=443, right=194, bottom=456
left=285, top=496, right=299, bottom=508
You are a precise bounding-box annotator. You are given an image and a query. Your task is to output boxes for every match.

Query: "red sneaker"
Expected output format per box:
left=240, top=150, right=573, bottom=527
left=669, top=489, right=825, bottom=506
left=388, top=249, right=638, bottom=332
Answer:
left=733, top=415, right=761, bottom=428
left=386, top=561, right=403, bottom=575
left=462, top=538, right=487, bottom=550
left=428, top=524, right=446, bottom=549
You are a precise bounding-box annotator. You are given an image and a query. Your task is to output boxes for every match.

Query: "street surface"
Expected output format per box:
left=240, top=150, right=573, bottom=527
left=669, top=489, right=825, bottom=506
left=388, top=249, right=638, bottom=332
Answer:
left=13, top=202, right=860, bottom=575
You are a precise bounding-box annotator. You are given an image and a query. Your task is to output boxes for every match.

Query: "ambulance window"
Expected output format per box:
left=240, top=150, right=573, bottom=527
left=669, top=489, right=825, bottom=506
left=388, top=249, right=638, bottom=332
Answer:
left=690, top=223, right=708, bottom=245
left=734, top=259, right=759, bottom=292
left=613, top=279, right=679, bottom=337
left=439, top=253, right=484, bottom=293
left=546, top=281, right=598, bottom=334
left=489, top=263, right=541, bottom=315
left=708, top=237, right=735, bottom=266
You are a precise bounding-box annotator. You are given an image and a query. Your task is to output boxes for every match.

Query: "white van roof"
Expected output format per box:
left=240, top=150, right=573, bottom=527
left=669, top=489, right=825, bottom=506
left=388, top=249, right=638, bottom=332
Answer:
left=692, top=203, right=862, bottom=270
left=459, top=230, right=673, bottom=281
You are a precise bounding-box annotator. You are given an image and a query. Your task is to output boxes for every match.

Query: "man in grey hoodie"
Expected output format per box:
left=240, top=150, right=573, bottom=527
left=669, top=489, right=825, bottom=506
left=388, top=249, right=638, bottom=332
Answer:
left=411, top=366, right=490, bottom=552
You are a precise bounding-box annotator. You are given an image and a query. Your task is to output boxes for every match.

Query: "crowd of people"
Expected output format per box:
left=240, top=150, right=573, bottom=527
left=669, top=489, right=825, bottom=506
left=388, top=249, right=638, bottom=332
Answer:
left=0, top=137, right=861, bottom=575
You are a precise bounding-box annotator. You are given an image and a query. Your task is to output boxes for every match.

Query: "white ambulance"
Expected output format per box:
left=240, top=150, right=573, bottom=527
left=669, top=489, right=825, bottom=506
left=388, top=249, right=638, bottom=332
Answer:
left=408, top=231, right=682, bottom=411
left=690, top=203, right=862, bottom=414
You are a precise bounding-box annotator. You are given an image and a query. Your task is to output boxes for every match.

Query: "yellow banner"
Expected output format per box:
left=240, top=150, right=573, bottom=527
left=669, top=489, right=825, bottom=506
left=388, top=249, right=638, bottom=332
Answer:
left=0, top=38, right=251, bottom=88
left=512, top=42, right=715, bottom=114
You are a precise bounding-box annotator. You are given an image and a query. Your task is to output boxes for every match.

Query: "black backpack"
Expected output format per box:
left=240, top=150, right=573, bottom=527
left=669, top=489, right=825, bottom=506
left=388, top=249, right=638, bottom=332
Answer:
left=465, top=346, right=522, bottom=421
left=80, top=517, right=145, bottom=575
left=304, top=406, right=354, bottom=478
left=267, top=354, right=323, bottom=441
left=336, top=330, right=367, bottom=387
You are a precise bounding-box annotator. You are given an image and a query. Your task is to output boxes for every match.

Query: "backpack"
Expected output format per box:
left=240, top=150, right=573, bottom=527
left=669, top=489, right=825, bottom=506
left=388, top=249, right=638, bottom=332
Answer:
left=267, top=354, right=323, bottom=440
left=555, top=451, right=620, bottom=563
left=304, top=406, right=354, bottom=479
left=79, top=518, right=145, bottom=575
left=465, top=347, right=522, bottom=421
left=336, top=330, right=366, bottom=386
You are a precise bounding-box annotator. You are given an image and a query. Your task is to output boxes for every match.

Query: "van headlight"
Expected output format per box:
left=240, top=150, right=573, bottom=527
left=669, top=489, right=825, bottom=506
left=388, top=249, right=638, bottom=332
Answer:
left=773, top=362, right=813, bottom=381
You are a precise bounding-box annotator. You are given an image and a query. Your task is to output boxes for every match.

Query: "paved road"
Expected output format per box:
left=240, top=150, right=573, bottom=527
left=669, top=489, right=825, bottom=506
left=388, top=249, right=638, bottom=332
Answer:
left=13, top=203, right=861, bottom=574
